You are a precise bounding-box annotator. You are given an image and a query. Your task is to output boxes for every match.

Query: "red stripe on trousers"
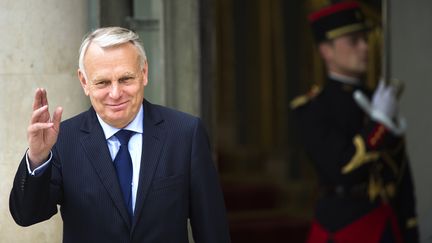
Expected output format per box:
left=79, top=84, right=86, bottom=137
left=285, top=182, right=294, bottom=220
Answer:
left=306, top=203, right=403, bottom=243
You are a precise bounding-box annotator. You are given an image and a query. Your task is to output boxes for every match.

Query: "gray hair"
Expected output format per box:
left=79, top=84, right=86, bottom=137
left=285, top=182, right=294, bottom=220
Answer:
left=78, top=27, right=147, bottom=80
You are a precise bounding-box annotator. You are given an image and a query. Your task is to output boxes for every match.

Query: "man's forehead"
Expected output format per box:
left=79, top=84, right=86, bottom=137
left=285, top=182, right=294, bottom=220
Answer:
left=83, top=42, right=140, bottom=71
left=91, top=70, right=137, bottom=81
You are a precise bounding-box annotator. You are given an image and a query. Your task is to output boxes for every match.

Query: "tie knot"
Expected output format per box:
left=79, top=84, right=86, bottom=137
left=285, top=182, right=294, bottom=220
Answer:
left=115, top=129, right=134, bottom=146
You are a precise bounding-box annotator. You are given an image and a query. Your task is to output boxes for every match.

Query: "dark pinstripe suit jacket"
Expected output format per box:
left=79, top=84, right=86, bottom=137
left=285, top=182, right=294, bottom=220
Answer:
left=10, top=100, right=231, bottom=243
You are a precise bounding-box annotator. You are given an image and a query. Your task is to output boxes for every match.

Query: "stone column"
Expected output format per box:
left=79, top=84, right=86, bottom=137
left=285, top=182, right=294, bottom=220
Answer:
left=0, top=0, right=88, bottom=242
left=131, top=0, right=201, bottom=116
left=162, top=0, right=201, bottom=116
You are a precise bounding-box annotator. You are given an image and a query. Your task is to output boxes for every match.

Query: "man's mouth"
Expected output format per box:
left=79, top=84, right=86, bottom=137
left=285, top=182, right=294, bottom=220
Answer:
left=108, top=101, right=128, bottom=111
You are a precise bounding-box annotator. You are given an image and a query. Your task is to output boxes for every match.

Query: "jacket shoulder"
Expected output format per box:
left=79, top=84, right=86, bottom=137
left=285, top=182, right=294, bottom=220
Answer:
left=147, top=101, right=199, bottom=125
left=290, top=85, right=322, bottom=110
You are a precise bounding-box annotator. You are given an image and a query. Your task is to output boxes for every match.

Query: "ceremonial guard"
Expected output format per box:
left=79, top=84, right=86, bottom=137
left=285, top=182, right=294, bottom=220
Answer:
left=291, top=1, right=419, bottom=242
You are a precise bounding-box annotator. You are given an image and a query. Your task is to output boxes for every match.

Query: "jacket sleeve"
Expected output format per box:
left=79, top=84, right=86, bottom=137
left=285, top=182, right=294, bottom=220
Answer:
left=189, top=118, right=231, bottom=243
left=297, top=102, right=400, bottom=181
left=9, top=151, right=62, bottom=227
left=340, top=122, right=403, bottom=175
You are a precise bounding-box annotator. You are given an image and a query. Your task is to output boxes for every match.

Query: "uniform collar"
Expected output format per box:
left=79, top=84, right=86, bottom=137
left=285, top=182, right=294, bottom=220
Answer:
left=329, top=72, right=362, bottom=86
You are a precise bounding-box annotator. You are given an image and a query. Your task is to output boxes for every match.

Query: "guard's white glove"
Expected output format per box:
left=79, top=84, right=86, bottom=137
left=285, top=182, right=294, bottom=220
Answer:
left=371, top=80, right=398, bottom=119
left=353, top=79, right=406, bottom=135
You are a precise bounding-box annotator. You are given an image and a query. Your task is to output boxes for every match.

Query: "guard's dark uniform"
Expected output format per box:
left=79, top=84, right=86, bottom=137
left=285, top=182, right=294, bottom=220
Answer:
left=292, top=78, right=419, bottom=243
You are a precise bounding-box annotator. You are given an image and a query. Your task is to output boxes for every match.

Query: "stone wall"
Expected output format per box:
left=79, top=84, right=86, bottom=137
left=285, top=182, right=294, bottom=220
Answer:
left=0, top=0, right=88, bottom=242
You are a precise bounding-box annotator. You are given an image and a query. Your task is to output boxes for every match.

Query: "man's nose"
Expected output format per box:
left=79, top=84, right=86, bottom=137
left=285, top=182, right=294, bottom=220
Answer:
left=109, top=83, right=121, bottom=99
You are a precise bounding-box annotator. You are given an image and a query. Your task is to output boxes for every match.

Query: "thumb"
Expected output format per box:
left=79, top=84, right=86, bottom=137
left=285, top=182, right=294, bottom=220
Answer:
left=52, top=107, right=63, bottom=131
left=377, top=78, right=386, bottom=93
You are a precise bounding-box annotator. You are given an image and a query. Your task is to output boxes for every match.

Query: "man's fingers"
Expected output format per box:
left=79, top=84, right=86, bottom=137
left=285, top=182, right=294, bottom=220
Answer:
left=32, top=88, right=49, bottom=111
left=30, top=105, right=50, bottom=124
left=377, top=79, right=386, bottom=93
left=41, top=88, right=48, bottom=107
left=28, top=122, right=54, bottom=134
left=52, top=107, right=63, bottom=130
left=32, top=88, right=42, bottom=110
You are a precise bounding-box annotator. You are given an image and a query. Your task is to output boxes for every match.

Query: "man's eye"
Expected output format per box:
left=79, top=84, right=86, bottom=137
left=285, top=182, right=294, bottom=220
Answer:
left=119, top=77, right=134, bottom=83
left=95, top=81, right=110, bottom=86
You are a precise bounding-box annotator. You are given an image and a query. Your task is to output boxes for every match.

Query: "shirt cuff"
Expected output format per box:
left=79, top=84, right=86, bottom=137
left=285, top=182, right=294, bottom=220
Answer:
left=26, top=149, right=53, bottom=176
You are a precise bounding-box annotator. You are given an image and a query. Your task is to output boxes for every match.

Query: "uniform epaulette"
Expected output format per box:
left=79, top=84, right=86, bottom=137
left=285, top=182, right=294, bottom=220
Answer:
left=290, top=85, right=322, bottom=110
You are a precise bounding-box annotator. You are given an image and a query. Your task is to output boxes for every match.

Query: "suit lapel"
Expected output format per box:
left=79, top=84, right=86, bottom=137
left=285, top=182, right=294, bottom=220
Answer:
left=79, top=108, right=132, bottom=228
left=132, top=101, right=166, bottom=231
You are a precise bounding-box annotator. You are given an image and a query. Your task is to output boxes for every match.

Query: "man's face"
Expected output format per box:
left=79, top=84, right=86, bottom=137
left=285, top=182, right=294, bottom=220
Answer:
left=78, top=42, right=148, bottom=128
left=321, top=32, right=369, bottom=78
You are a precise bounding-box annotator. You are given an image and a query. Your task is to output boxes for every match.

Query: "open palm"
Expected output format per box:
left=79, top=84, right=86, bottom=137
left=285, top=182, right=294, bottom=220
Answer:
left=27, top=88, right=63, bottom=168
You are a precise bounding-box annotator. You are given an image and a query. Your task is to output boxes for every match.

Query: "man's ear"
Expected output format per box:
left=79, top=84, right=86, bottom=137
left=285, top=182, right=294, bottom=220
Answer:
left=78, top=69, right=90, bottom=96
left=318, top=42, right=333, bottom=62
left=142, top=60, right=149, bottom=86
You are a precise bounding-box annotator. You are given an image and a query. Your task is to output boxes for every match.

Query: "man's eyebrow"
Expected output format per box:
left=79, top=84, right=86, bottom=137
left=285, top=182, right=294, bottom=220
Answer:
left=121, top=72, right=136, bottom=77
left=91, top=76, right=109, bottom=83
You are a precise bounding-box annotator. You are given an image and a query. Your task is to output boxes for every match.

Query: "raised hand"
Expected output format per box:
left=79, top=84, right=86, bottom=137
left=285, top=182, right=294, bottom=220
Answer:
left=27, top=88, right=63, bottom=169
left=372, top=79, right=398, bottom=119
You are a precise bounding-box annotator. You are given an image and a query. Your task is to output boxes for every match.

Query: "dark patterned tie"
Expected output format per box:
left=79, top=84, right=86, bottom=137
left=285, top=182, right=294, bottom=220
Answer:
left=114, top=129, right=134, bottom=220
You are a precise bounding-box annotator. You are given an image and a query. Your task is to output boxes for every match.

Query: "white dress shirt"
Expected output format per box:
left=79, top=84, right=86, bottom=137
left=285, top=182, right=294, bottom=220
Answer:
left=96, top=105, right=143, bottom=212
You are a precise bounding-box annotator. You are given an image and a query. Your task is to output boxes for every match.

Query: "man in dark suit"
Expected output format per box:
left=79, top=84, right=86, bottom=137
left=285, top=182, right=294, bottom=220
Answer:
left=291, top=1, right=418, bottom=243
left=10, top=26, right=231, bottom=243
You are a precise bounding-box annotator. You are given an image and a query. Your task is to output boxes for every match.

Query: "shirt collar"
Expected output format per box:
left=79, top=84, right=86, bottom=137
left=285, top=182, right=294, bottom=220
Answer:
left=329, top=72, right=362, bottom=85
left=96, top=104, right=144, bottom=140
